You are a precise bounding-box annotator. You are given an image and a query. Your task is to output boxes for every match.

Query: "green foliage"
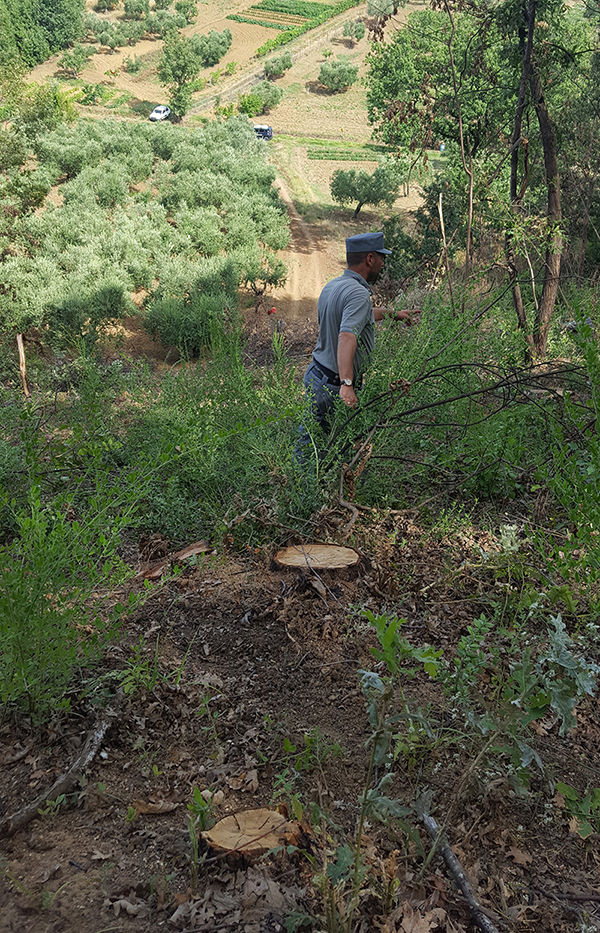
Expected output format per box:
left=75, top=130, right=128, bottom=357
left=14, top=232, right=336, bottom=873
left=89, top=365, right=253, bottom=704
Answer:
left=365, top=610, right=442, bottom=680
left=264, top=49, right=292, bottom=78
left=188, top=786, right=215, bottom=830
left=158, top=27, right=232, bottom=115
left=226, top=14, right=290, bottom=30
left=343, top=19, right=364, bottom=44
left=251, top=0, right=333, bottom=14
left=174, top=0, right=197, bottom=23
left=254, top=0, right=361, bottom=55
left=123, top=54, right=143, bottom=73
left=123, top=0, right=149, bottom=19
left=307, top=146, right=387, bottom=160
left=330, top=162, right=400, bottom=217
left=0, top=0, right=85, bottom=67
left=144, top=293, right=227, bottom=358
left=318, top=58, right=358, bottom=92
left=446, top=610, right=600, bottom=788
left=556, top=783, right=600, bottom=838
left=57, top=42, right=95, bottom=77
left=0, top=477, right=138, bottom=717
left=238, top=80, right=283, bottom=115
left=0, top=128, right=28, bottom=172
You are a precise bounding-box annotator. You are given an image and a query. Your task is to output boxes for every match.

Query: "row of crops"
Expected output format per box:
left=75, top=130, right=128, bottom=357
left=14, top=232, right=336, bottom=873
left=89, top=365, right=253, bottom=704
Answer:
left=307, top=146, right=388, bottom=160
left=227, top=0, right=362, bottom=55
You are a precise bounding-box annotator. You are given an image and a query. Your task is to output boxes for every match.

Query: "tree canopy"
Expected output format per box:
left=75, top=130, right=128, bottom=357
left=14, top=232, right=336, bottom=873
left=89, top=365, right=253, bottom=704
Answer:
left=0, top=0, right=85, bottom=66
left=0, top=117, right=289, bottom=351
left=158, top=27, right=233, bottom=116
left=365, top=0, right=600, bottom=356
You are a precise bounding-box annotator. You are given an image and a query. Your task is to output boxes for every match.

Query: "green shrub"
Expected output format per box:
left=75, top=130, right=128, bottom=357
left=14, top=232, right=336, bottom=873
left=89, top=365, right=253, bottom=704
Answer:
left=195, top=28, right=233, bottom=67
left=264, top=49, right=292, bottom=78
left=175, top=0, right=197, bottom=23
left=47, top=280, right=134, bottom=349
left=144, top=292, right=226, bottom=357
left=123, top=0, right=150, bottom=19
left=0, top=480, right=138, bottom=718
left=238, top=80, right=283, bottom=116
left=319, top=59, right=358, bottom=92
left=124, top=54, right=144, bottom=73
left=343, top=19, right=365, bottom=43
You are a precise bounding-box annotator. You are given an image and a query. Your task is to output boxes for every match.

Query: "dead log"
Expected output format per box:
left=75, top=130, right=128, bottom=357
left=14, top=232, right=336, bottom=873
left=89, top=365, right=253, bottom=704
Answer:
left=421, top=813, right=502, bottom=933
left=0, top=691, right=123, bottom=837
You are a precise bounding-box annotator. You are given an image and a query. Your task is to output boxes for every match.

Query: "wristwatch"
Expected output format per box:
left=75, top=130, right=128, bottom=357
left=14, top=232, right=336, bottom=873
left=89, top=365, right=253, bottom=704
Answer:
left=341, top=378, right=353, bottom=387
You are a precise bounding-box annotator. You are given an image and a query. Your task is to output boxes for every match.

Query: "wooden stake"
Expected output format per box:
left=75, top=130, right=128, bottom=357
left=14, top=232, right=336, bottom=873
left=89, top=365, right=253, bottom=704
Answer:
left=16, top=334, right=31, bottom=397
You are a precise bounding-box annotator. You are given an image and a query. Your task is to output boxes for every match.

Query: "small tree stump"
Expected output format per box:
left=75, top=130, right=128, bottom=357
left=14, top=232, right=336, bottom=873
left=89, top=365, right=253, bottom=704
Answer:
left=202, top=808, right=296, bottom=858
left=274, top=543, right=359, bottom=570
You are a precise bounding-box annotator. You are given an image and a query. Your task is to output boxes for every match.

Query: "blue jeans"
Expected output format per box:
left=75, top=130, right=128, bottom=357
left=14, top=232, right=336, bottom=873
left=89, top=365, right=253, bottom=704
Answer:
left=294, top=361, right=343, bottom=468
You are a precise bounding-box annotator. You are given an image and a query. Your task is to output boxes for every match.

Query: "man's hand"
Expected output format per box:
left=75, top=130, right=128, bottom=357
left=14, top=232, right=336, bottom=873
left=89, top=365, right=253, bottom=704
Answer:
left=394, top=308, right=422, bottom=326
left=373, top=307, right=422, bottom=325
left=340, top=383, right=358, bottom=407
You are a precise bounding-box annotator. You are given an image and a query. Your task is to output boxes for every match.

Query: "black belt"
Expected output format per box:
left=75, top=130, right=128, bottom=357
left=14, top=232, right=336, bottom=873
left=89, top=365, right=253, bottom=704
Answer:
left=312, top=359, right=340, bottom=385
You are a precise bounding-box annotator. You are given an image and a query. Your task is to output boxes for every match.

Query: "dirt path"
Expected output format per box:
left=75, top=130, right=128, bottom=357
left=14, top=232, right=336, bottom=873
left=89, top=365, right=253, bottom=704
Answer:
left=271, top=175, right=326, bottom=323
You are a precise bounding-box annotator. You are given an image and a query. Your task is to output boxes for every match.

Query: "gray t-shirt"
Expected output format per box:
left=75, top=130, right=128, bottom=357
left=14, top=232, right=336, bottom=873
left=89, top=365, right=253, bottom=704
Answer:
left=312, top=269, right=375, bottom=382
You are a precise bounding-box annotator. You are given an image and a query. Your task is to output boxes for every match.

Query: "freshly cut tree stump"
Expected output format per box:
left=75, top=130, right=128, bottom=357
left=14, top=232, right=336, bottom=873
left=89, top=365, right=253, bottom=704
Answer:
left=274, top=543, right=359, bottom=570
left=202, top=808, right=295, bottom=857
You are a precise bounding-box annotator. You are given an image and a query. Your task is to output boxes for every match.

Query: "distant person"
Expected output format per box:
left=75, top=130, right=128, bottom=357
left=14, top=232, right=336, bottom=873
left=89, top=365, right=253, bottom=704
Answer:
left=297, top=231, right=419, bottom=456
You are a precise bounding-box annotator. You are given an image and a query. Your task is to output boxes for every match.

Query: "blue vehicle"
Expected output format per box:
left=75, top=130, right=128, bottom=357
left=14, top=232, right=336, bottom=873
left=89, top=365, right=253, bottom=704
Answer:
left=254, top=124, right=273, bottom=140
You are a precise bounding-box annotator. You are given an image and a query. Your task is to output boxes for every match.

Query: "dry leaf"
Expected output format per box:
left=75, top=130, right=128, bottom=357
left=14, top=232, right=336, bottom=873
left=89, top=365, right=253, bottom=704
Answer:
left=400, top=902, right=440, bottom=932
left=508, top=846, right=532, bottom=866
left=569, top=815, right=581, bottom=834
left=245, top=769, right=259, bottom=792
left=113, top=897, right=150, bottom=918
left=135, top=560, right=167, bottom=581
left=172, top=541, right=210, bottom=561
left=311, top=578, right=327, bottom=599
left=132, top=798, right=178, bottom=815
left=91, top=849, right=111, bottom=860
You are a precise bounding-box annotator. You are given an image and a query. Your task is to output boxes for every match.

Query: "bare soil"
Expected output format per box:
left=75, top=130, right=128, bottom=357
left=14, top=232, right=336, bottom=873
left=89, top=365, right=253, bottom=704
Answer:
left=1, top=520, right=599, bottom=933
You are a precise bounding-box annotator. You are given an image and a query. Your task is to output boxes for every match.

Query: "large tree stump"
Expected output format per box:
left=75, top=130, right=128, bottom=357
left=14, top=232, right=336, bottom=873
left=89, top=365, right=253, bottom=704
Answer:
left=274, top=544, right=359, bottom=570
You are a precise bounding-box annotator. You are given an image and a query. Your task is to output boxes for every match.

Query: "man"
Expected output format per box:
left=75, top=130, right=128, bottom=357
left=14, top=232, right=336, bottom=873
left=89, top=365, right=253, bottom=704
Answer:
left=301, top=231, right=417, bottom=442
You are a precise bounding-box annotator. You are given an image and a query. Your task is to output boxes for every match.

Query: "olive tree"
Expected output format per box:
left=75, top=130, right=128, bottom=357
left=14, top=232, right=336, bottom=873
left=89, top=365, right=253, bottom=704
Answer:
left=319, top=59, right=358, bottom=92
left=330, top=163, right=401, bottom=218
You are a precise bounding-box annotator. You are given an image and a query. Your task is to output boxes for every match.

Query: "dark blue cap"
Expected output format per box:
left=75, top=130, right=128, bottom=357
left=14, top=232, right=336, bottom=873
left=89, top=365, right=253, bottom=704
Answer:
left=345, top=231, right=392, bottom=255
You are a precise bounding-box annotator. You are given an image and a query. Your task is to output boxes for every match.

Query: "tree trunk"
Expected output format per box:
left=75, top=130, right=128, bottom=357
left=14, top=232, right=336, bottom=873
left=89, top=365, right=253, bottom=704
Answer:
left=529, top=63, right=562, bottom=359
left=505, top=0, right=535, bottom=362
left=443, top=0, right=474, bottom=288
left=353, top=201, right=364, bottom=219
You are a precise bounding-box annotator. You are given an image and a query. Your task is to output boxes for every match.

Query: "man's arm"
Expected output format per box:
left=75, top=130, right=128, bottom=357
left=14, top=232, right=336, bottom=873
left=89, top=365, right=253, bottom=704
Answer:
left=373, top=307, right=421, bottom=325
left=338, top=331, right=358, bottom=408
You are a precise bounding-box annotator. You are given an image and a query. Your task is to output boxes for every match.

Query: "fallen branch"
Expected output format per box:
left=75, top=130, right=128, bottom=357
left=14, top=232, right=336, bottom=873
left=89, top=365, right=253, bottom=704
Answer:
left=0, top=691, right=123, bottom=837
left=421, top=813, right=502, bottom=933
